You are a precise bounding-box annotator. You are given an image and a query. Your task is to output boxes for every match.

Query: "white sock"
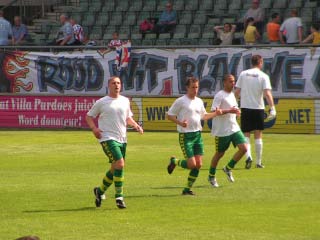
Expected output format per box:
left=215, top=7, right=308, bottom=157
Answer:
left=245, top=137, right=252, bottom=160
left=255, top=138, right=263, bottom=165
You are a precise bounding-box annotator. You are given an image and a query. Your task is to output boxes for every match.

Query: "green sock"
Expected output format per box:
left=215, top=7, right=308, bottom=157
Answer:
left=99, top=170, right=113, bottom=194
left=183, top=168, right=199, bottom=192
left=178, top=159, right=188, bottom=169
left=227, top=159, right=237, bottom=169
left=209, top=167, right=216, bottom=178
left=114, top=169, right=124, bottom=198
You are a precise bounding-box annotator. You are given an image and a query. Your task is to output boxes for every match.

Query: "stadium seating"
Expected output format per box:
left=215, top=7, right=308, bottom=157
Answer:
left=28, top=0, right=318, bottom=46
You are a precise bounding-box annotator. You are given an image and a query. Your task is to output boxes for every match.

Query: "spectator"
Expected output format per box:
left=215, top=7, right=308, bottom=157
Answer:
left=279, top=9, right=303, bottom=44
left=55, top=14, right=75, bottom=46
left=108, top=32, right=122, bottom=50
left=139, top=18, right=155, bottom=38
left=154, top=2, right=177, bottom=35
left=12, top=16, right=29, bottom=45
left=214, top=23, right=236, bottom=45
left=244, top=17, right=260, bottom=45
left=0, top=10, right=13, bottom=45
left=266, top=13, right=281, bottom=44
left=243, top=0, right=265, bottom=35
left=302, top=23, right=320, bottom=44
left=70, top=17, right=85, bottom=45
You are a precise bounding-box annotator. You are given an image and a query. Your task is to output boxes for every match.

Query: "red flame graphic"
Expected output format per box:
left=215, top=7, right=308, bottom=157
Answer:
left=2, top=51, right=33, bottom=93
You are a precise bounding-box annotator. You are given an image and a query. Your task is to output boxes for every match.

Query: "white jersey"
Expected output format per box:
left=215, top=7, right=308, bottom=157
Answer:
left=167, top=95, right=207, bottom=133
left=87, top=95, right=133, bottom=143
left=236, top=67, right=272, bottom=109
left=211, top=90, right=240, bottom=137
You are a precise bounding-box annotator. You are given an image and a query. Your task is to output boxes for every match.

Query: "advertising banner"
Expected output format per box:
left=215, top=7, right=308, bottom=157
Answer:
left=0, top=96, right=317, bottom=134
left=1, top=47, right=320, bottom=97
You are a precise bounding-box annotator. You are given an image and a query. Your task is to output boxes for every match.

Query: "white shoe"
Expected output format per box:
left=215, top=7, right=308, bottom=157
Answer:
left=101, top=194, right=106, bottom=200
left=223, top=167, right=235, bottom=182
left=208, top=176, right=219, bottom=187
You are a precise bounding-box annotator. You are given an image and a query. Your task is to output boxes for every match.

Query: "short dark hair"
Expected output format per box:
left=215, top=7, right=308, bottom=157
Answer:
left=108, top=76, right=121, bottom=84
left=223, top=74, right=235, bottom=82
left=185, top=76, right=199, bottom=87
left=251, top=55, right=263, bottom=66
left=271, top=13, right=279, bottom=19
left=312, top=23, right=320, bottom=31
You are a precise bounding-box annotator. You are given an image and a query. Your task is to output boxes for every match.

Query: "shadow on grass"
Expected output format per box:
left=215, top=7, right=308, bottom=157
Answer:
left=23, top=206, right=99, bottom=213
left=126, top=193, right=181, bottom=199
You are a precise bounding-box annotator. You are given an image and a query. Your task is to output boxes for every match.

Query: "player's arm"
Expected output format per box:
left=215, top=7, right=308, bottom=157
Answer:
left=85, top=115, right=102, bottom=139
left=203, top=108, right=223, bottom=120
left=127, top=117, right=143, bottom=134
left=234, top=87, right=241, bottom=100
left=264, top=89, right=276, bottom=119
left=167, top=114, right=187, bottom=128
left=221, top=106, right=241, bottom=115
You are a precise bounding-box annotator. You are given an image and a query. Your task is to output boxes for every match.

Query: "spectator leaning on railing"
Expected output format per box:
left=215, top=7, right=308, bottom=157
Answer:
left=266, top=13, right=281, bottom=44
left=0, top=10, right=13, bottom=45
left=12, top=16, right=29, bottom=45
left=70, top=17, right=85, bottom=45
left=154, top=2, right=177, bottom=36
left=279, top=9, right=303, bottom=44
left=214, top=23, right=236, bottom=45
left=54, top=14, right=75, bottom=46
left=302, top=23, right=320, bottom=44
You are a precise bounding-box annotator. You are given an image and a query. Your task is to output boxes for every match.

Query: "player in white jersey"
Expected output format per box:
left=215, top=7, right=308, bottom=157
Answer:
left=167, top=76, right=222, bottom=195
left=208, top=74, right=247, bottom=187
left=235, top=55, right=276, bottom=169
left=86, top=76, right=143, bottom=209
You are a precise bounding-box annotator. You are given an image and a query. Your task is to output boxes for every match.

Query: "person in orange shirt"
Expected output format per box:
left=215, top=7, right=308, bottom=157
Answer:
left=266, top=13, right=281, bottom=44
left=302, top=23, right=320, bottom=44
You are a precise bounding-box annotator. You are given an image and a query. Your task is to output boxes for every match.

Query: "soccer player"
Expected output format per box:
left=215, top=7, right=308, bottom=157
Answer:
left=235, top=55, right=276, bottom=169
left=208, top=74, right=247, bottom=187
left=167, top=76, right=222, bottom=195
left=86, top=76, right=143, bottom=209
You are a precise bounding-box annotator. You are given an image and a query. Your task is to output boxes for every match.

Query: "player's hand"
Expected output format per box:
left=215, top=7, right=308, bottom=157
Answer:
left=230, top=106, right=241, bottom=116
left=215, top=108, right=223, bottom=116
left=136, top=125, right=144, bottom=134
left=266, top=106, right=276, bottom=120
left=180, top=120, right=188, bottom=128
left=92, top=127, right=103, bottom=139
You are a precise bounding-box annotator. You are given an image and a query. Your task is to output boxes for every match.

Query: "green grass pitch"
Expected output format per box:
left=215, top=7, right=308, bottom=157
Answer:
left=0, top=131, right=319, bottom=240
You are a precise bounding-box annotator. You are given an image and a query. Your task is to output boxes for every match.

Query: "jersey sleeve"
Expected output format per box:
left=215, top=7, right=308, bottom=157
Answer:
left=87, top=99, right=101, bottom=118
left=167, top=98, right=181, bottom=116
left=127, top=98, right=134, bottom=118
left=262, top=74, right=272, bottom=90
left=235, top=73, right=243, bottom=89
left=211, top=93, right=223, bottom=111
left=199, top=99, right=207, bottom=119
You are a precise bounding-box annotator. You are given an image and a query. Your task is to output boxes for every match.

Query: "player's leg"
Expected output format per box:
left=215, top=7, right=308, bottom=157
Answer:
left=254, top=109, right=265, bottom=168
left=94, top=140, right=126, bottom=208
left=112, top=142, right=127, bottom=208
left=208, top=136, right=227, bottom=187
left=241, top=108, right=253, bottom=169
left=93, top=141, right=116, bottom=207
left=254, top=130, right=264, bottom=168
left=223, top=132, right=247, bottom=182
left=182, top=132, right=203, bottom=195
left=112, top=157, right=126, bottom=209
left=167, top=133, right=191, bottom=174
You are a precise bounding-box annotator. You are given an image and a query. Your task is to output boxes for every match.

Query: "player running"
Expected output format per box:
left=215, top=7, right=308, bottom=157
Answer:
left=208, top=74, right=247, bottom=187
left=86, top=76, right=143, bottom=209
left=167, top=76, right=222, bottom=195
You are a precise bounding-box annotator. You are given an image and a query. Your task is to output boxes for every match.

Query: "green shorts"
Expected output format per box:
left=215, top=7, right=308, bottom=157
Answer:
left=215, top=131, right=246, bottom=153
left=179, top=131, right=204, bottom=159
left=101, top=140, right=127, bottom=163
